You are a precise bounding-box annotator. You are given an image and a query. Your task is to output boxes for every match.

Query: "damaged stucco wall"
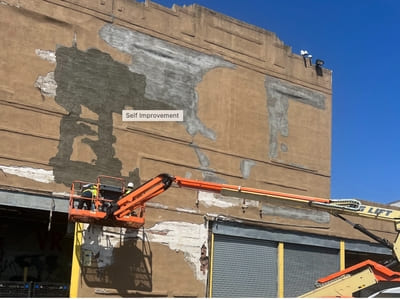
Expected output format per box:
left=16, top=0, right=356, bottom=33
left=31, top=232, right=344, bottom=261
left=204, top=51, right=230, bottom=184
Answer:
left=80, top=221, right=208, bottom=281
left=0, top=0, right=340, bottom=297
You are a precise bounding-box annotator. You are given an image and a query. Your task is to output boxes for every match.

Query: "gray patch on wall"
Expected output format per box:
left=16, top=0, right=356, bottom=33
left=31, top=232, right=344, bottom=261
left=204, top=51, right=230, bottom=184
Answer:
left=192, top=145, right=210, bottom=169
left=100, top=24, right=236, bottom=140
left=240, top=159, right=255, bottom=179
left=50, top=47, right=169, bottom=184
left=261, top=204, right=330, bottom=224
left=264, top=75, right=326, bottom=159
left=191, top=144, right=226, bottom=183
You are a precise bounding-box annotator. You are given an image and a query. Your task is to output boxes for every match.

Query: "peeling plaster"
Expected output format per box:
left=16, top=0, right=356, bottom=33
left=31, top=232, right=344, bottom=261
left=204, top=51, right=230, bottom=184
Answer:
left=82, top=221, right=209, bottom=281
left=198, top=190, right=258, bottom=209
left=34, top=72, right=57, bottom=97
left=35, top=49, right=56, bottom=63
left=100, top=24, right=235, bottom=140
left=146, top=221, right=209, bottom=281
left=34, top=49, right=57, bottom=96
left=0, top=165, right=54, bottom=183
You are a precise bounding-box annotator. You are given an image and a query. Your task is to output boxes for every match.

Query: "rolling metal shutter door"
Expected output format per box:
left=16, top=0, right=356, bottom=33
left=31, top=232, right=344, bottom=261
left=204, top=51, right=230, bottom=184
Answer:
left=284, top=243, right=339, bottom=297
left=212, top=234, right=277, bottom=298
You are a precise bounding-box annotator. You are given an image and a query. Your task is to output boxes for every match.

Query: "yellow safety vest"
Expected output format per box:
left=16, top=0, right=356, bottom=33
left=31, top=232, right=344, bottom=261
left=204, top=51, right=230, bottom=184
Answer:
left=124, top=188, right=133, bottom=195
left=83, top=185, right=97, bottom=197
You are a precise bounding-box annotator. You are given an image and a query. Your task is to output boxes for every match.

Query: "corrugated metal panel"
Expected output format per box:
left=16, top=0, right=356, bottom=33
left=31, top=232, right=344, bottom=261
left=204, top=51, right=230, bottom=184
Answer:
left=284, top=243, right=339, bottom=297
left=212, top=221, right=340, bottom=249
left=212, top=221, right=391, bottom=255
left=212, top=234, right=277, bottom=298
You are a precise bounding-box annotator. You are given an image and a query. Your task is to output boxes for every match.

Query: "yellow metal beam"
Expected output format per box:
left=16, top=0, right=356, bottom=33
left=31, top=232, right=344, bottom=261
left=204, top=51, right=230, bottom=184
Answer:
left=278, top=242, right=284, bottom=298
left=208, top=233, right=215, bottom=297
left=69, top=222, right=83, bottom=298
left=340, top=240, right=345, bottom=270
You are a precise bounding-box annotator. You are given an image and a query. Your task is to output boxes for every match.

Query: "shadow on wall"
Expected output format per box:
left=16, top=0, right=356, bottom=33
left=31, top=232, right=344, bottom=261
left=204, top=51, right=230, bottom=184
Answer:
left=76, top=227, right=152, bottom=292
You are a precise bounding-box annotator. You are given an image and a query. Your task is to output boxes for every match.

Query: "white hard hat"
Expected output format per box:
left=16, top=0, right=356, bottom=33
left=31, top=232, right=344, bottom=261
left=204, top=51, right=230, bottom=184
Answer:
left=127, top=182, right=134, bottom=188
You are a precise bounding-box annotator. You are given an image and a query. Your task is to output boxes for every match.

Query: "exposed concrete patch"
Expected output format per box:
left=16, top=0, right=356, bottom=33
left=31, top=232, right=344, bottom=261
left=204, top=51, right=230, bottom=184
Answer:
left=100, top=24, right=235, bottom=140
left=240, top=159, right=255, bottom=179
left=35, top=49, right=56, bottom=63
left=198, top=190, right=258, bottom=209
left=82, top=222, right=208, bottom=281
left=264, top=75, right=326, bottom=159
left=34, top=72, right=57, bottom=97
left=261, top=204, right=330, bottom=223
left=0, top=165, right=54, bottom=183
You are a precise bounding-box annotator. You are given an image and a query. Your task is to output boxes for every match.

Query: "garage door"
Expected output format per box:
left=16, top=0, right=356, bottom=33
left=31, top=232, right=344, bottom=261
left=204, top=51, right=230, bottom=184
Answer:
left=284, top=243, right=339, bottom=297
left=211, top=234, right=277, bottom=297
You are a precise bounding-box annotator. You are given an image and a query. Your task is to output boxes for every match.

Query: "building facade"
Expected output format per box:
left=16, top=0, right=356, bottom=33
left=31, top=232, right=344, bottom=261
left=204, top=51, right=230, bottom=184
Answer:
left=0, top=0, right=396, bottom=297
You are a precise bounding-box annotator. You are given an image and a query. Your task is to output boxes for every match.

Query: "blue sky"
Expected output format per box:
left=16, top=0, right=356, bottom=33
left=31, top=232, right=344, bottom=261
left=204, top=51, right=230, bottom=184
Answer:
left=152, top=0, right=399, bottom=204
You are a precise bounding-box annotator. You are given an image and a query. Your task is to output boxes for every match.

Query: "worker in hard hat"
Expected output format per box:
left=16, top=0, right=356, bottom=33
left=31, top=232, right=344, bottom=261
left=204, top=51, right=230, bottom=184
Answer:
left=122, top=182, right=137, bottom=216
left=124, top=182, right=134, bottom=196
left=78, top=183, right=98, bottom=210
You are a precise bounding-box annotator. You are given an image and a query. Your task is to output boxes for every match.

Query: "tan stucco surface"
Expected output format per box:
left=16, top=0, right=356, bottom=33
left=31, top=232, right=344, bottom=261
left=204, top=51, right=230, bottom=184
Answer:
left=1, top=0, right=395, bottom=297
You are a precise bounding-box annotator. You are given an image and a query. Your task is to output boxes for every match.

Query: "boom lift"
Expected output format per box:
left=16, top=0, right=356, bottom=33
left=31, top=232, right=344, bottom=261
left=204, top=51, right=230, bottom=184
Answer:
left=68, top=173, right=400, bottom=297
left=69, top=173, right=360, bottom=229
